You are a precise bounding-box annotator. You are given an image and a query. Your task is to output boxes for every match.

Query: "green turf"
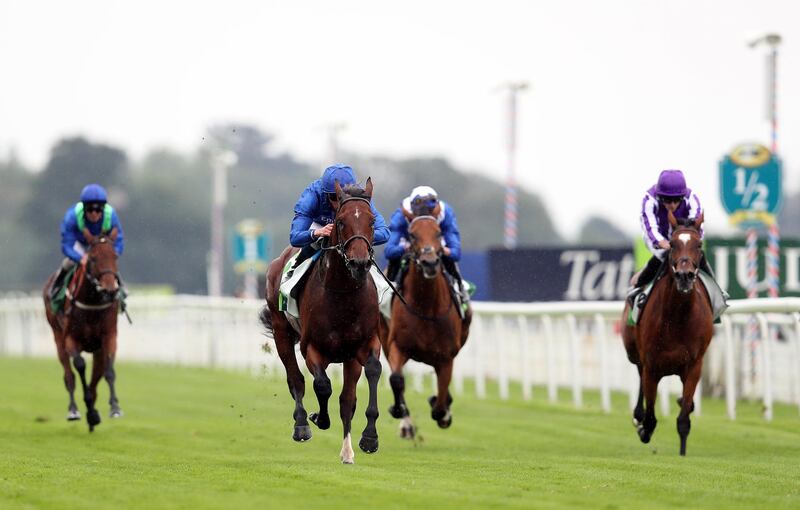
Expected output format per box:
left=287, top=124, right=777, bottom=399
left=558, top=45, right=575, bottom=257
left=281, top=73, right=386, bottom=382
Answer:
left=1, top=356, right=798, bottom=510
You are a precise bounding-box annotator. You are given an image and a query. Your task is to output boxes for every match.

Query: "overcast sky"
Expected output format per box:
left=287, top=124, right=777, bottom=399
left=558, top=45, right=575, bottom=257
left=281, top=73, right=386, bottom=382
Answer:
left=1, top=0, right=797, bottom=239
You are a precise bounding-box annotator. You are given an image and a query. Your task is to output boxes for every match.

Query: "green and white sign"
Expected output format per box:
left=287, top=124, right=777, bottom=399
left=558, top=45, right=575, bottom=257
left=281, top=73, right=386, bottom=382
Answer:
left=232, top=220, right=270, bottom=274
left=719, top=143, right=783, bottom=230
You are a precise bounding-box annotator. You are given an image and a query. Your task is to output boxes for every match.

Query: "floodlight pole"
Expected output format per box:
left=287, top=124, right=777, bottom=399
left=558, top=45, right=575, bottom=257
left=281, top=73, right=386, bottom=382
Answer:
left=207, top=150, right=237, bottom=297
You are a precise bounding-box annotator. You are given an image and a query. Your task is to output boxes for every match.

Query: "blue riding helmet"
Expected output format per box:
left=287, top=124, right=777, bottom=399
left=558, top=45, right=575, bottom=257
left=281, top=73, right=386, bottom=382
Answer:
left=321, top=164, right=357, bottom=193
left=80, top=183, right=108, bottom=203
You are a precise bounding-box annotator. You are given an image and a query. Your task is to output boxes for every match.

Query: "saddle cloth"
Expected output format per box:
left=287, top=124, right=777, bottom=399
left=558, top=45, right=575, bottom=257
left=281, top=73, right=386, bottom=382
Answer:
left=278, top=251, right=392, bottom=334
left=627, top=270, right=729, bottom=326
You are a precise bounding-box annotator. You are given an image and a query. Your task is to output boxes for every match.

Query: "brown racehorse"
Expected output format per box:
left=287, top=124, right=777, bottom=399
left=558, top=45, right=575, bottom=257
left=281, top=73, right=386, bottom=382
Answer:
left=43, top=230, right=122, bottom=432
left=379, top=207, right=471, bottom=438
left=260, top=179, right=383, bottom=464
left=622, top=211, right=713, bottom=455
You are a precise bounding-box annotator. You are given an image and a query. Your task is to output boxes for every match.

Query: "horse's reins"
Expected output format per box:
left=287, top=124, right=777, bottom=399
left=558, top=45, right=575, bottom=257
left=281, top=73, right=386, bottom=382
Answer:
left=68, top=237, right=132, bottom=323
left=317, top=195, right=409, bottom=305
left=396, top=215, right=456, bottom=320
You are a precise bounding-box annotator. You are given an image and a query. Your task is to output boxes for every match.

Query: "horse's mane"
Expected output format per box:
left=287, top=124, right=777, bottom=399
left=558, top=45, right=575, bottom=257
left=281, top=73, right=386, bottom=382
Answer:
left=341, top=184, right=370, bottom=199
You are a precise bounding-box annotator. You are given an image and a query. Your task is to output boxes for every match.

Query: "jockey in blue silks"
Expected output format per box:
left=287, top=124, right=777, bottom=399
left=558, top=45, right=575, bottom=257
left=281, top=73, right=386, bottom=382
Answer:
left=49, top=184, right=125, bottom=299
left=629, top=169, right=715, bottom=302
left=384, top=186, right=466, bottom=298
left=287, top=164, right=390, bottom=274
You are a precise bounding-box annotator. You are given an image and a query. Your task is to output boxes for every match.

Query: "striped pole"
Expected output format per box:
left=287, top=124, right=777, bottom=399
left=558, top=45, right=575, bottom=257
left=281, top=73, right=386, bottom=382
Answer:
left=746, top=229, right=760, bottom=387
left=767, top=223, right=780, bottom=298
left=502, top=82, right=527, bottom=249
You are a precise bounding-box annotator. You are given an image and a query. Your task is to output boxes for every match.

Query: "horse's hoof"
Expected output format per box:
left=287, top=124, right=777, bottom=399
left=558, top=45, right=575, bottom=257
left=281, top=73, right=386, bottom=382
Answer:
left=110, top=408, right=123, bottom=419
left=309, top=412, right=330, bottom=430
left=341, top=457, right=355, bottom=465
left=388, top=404, right=407, bottom=419
left=67, top=410, right=81, bottom=421
left=437, top=415, right=453, bottom=429
left=87, top=409, right=101, bottom=432
left=359, top=435, right=379, bottom=454
left=293, top=425, right=312, bottom=442
left=637, top=426, right=651, bottom=444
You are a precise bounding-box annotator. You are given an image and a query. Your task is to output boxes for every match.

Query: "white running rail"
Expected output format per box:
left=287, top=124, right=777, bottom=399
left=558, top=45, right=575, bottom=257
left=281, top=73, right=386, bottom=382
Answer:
left=0, top=295, right=797, bottom=421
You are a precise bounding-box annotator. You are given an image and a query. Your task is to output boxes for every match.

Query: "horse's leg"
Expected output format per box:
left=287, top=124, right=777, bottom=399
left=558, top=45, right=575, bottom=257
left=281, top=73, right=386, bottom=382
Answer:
left=638, top=368, right=659, bottom=444
left=305, top=345, right=332, bottom=430
left=387, top=342, right=409, bottom=418
left=339, top=359, right=361, bottom=464
left=677, top=360, right=702, bottom=456
left=632, top=364, right=645, bottom=430
left=387, top=342, right=414, bottom=438
left=87, top=351, right=106, bottom=431
left=66, top=336, right=100, bottom=432
left=430, top=360, right=454, bottom=429
left=273, top=324, right=311, bottom=442
left=358, top=348, right=382, bottom=454
left=104, top=332, right=122, bottom=418
left=55, top=333, right=80, bottom=420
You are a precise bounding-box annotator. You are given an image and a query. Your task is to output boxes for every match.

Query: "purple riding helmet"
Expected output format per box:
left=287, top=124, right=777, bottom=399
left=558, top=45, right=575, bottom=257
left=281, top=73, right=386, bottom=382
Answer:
left=654, top=169, right=687, bottom=197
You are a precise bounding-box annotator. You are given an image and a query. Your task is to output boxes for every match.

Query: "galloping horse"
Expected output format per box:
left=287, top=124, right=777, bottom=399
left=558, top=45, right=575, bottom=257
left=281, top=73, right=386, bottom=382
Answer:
left=43, top=230, right=123, bottom=432
left=622, top=211, right=713, bottom=455
left=261, top=179, right=383, bottom=464
left=379, top=207, right=471, bottom=438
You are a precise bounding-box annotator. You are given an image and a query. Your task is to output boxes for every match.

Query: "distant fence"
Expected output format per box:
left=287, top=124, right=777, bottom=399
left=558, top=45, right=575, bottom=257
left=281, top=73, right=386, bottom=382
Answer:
left=0, top=294, right=798, bottom=421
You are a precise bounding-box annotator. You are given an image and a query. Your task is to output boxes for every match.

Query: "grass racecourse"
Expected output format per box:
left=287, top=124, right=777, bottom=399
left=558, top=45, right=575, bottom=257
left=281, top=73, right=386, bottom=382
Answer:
left=1, top=356, right=799, bottom=509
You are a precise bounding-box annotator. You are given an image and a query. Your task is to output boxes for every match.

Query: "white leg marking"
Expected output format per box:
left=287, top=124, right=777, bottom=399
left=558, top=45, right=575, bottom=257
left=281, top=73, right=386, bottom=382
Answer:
left=340, top=433, right=355, bottom=464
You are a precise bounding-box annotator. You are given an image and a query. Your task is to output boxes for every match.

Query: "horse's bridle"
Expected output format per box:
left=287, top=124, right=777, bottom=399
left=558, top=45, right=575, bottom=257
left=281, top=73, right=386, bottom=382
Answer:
left=323, top=196, right=375, bottom=266
left=79, top=237, right=121, bottom=307
left=407, top=216, right=443, bottom=267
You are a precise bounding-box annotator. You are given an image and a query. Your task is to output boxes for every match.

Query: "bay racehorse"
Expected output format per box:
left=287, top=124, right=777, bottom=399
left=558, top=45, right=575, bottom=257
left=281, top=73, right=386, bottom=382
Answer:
left=261, top=179, right=383, bottom=464
left=379, top=206, right=471, bottom=438
left=622, top=211, right=713, bottom=455
left=43, top=230, right=123, bottom=432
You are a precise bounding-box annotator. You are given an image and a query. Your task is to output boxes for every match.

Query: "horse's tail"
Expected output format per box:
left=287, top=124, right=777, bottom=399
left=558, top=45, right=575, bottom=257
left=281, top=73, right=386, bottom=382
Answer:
left=258, top=304, right=274, bottom=338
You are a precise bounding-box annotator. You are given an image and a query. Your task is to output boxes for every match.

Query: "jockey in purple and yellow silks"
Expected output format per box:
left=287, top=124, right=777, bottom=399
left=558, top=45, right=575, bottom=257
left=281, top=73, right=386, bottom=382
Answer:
left=49, top=184, right=125, bottom=300
left=630, top=169, right=714, bottom=298
left=286, top=164, right=390, bottom=275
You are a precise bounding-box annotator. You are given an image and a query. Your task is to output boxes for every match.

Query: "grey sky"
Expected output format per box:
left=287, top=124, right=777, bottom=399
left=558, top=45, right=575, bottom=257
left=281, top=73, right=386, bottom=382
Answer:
left=1, top=0, right=797, bottom=239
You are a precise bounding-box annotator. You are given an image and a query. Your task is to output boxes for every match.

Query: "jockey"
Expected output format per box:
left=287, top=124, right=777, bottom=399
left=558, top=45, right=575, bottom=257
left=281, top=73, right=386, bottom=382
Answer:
left=287, top=164, right=390, bottom=274
left=384, top=185, right=466, bottom=298
left=50, top=184, right=125, bottom=300
left=629, top=169, right=714, bottom=300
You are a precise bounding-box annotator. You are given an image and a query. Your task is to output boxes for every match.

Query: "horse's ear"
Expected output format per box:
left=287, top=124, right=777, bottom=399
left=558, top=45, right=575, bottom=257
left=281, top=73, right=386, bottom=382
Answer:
left=108, top=227, right=119, bottom=242
left=431, top=201, right=442, bottom=218
left=692, top=211, right=704, bottom=230
left=82, top=228, right=95, bottom=245
left=364, top=177, right=373, bottom=199
left=667, top=209, right=677, bottom=228
left=402, top=207, right=414, bottom=222
left=334, top=179, right=345, bottom=204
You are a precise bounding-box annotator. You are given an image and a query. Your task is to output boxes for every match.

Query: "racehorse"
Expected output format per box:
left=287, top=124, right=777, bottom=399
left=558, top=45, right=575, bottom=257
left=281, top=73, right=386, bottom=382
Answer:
left=379, top=206, right=471, bottom=438
left=43, top=230, right=123, bottom=432
left=260, top=179, right=383, bottom=464
left=622, top=211, right=713, bottom=455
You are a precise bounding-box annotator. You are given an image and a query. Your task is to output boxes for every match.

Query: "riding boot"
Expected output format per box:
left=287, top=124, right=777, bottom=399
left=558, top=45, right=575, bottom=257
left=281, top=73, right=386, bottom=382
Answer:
left=627, top=255, right=662, bottom=307
left=49, top=259, right=75, bottom=300
left=286, top=244, right=318, bottom=279
left=443, top=258, right=469, bottom=303
left=386, top=258, right=401, bottom=283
